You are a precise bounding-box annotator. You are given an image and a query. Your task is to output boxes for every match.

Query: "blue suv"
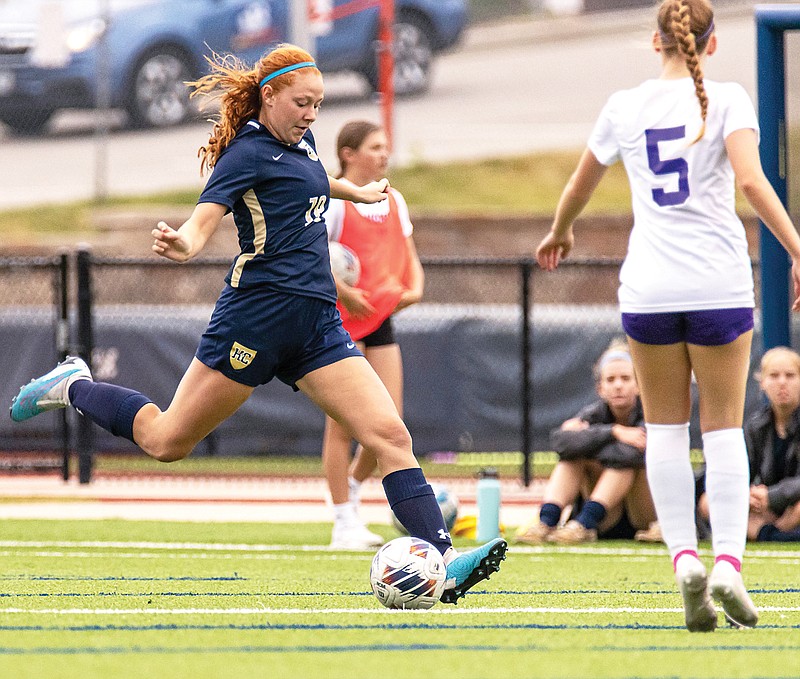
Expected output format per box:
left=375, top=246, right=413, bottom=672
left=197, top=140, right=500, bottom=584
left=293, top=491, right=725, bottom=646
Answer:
left=0, top=0, right=467, bottom=134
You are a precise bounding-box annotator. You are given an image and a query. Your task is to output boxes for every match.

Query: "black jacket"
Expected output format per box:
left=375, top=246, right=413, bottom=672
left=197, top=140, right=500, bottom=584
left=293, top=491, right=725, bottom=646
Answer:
left=745, top=404, right=800, bottom=515
left=550, top=398, right=645, bottom=470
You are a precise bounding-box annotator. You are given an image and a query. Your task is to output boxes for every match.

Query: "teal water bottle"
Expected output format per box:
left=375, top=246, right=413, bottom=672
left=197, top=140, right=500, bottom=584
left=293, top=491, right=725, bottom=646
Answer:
left=476, top=468, right=501, bottom=541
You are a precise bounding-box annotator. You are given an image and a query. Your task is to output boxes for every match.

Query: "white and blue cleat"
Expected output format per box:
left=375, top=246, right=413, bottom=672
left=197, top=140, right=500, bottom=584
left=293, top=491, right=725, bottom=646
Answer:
left=440, top=537, right=508, bottom=604
left=10, top=356, right=92, bottom=422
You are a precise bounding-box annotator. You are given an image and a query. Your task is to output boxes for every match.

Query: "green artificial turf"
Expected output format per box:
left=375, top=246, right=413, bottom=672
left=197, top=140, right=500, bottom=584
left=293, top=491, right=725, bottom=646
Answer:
left=1, top=519, right=798, bottom=679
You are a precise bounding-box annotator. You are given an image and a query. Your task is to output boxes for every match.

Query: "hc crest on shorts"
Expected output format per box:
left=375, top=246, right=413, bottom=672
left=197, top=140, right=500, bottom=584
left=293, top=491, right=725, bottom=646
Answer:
left=230, top=342, right=257, bottom=370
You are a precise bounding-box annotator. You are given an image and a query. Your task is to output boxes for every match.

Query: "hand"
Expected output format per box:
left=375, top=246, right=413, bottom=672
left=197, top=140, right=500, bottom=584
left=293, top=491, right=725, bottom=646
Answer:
left=151, top=221, right=191, bottom=262
left=612, top=425, right=647, bottom=452
left=535, top=229, right=574, bottom=271
left=394, top=289, right=422, bottom=312
left=749, top=484, right=769, bottom=513
left=355, top=178, right=390, bottom=204
left=340, top=287, right=376, bottom=319
left=792, top=259, right=800, bottom=311
left=560, top=417, right=589, bottom=432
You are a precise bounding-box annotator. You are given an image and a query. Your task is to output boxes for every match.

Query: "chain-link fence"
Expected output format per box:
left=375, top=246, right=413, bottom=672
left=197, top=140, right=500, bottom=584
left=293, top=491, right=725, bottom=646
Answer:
left=0, top=255, right=69, bottom=476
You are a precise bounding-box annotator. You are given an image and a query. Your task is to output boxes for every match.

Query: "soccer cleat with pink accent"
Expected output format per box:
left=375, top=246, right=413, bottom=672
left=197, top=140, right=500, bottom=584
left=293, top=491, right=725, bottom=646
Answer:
left=675, top=555, right=717, bottom=633
left=10, top=356, right=92, bottom=422
left=709, top=560, right=759, bottom=629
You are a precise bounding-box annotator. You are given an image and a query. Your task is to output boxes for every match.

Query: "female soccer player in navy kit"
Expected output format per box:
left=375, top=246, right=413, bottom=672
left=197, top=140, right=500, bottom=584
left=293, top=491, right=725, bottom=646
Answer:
left=536, top=0, right=800, bottom=631
left=10, top=44, right=506, bottom=603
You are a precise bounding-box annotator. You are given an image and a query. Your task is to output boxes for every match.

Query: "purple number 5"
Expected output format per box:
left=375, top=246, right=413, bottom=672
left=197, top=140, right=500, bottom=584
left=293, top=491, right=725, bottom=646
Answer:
left=645, top=126, right=689, bottom=206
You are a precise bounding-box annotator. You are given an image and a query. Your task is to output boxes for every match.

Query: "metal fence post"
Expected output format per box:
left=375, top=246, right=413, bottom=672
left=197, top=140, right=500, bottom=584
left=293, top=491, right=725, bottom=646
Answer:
left=56, top=252, right=71, bottom=481
left=75, top=246, right=95, bottom=484
left=521, top=258, right=533, bottom=487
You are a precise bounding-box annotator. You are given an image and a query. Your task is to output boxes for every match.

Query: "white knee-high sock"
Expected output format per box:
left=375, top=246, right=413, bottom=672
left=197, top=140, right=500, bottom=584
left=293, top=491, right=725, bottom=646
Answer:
left=645, top=423, right=697, bottom=561
left=702, top=428, right=749, bottom=565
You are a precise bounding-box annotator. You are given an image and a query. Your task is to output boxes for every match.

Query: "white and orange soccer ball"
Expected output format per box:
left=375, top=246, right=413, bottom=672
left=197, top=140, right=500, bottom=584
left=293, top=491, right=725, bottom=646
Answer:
left=328, top=241, right=361, bottom=286
left=369, top=536, right=447, bottom=609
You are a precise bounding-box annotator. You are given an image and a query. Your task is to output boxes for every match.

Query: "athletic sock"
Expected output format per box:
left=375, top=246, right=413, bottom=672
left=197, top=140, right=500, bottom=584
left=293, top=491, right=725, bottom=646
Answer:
left=382, top=467, right=452, bottom=554
left=68, top=380, right=152, bottom=443
left=332, top=502, right=359, bottom=527
left=348, top=476, right=362, bottom=505
left=539, top=502, right=562, bottom=528
left=645, top=423, right=697, bottom=560
left=576, top=500, right=607, bottom=531
left=757, top=523, right=800, bottom=542
left=703, top=428, right=750, bottom=563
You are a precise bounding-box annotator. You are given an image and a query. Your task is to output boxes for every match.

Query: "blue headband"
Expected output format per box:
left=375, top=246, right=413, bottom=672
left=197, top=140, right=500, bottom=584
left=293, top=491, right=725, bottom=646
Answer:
left=259, top=61, right=317, bottom=88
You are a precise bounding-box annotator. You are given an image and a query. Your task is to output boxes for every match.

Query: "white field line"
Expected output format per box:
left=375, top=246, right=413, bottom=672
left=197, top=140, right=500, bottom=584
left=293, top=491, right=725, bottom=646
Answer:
left=2, top=606, right=800, bottom=616
left=0, top=550, right=372, bottom=561
left=0, top=541, right=799, bottom=560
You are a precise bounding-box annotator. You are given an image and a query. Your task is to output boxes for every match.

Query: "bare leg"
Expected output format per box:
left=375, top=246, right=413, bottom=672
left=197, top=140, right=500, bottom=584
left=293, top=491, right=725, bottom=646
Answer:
left=624, top=468, right=657, bottom=531
left=350, top=343, right=404, bottom=483
left=775, top=502, right=800, bottom=531
left=322, top=416, right=354, bottom=505
left=590, top=468, right=635, bottom=533
left=299, top=356, right=415, bottom=476
left=542, top=460, right=587, bottom=507
left=132, top=358, right=253, bottom=462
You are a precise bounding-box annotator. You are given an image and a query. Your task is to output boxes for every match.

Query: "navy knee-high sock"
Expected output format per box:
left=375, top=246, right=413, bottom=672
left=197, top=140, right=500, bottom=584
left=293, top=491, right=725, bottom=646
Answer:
left=576, top=500, right=607, bottom=530
left=757, top=523, right=800, bottom=542
left=539, top=502, right=562, bottom=527
left=68, top=381, right=153, bottom=443
left=383, top=468, right=452, bottom=555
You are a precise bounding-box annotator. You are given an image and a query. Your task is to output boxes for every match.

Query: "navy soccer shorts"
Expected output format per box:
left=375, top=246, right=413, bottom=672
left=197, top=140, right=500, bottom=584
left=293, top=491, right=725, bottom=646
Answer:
left=196, top=285, right=363, bottom=389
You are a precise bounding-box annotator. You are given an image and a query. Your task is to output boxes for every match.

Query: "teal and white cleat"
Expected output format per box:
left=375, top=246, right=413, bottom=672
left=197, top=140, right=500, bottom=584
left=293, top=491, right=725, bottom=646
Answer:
left=440, top=537, right=507, bottom=604
left=10, top=356, right=92, bottom=422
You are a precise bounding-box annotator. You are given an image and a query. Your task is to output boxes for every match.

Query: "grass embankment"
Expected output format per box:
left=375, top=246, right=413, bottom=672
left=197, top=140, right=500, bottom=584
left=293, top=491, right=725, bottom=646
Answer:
left=1, top=144, right=779, bottom=242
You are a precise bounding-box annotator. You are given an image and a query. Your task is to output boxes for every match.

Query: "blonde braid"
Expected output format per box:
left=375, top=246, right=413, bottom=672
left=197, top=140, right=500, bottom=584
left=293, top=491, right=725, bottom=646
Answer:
left=666, top=0, right=710, bottom=143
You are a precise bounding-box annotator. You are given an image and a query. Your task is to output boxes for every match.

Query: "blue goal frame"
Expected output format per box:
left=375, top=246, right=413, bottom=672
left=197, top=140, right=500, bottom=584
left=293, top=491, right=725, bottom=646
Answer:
left=757, top=4, right=800, bottom=350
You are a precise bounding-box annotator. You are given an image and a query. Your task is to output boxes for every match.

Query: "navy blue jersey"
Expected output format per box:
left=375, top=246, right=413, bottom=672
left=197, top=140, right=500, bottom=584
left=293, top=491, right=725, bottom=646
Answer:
left=198, top=120, right=336, bottom=303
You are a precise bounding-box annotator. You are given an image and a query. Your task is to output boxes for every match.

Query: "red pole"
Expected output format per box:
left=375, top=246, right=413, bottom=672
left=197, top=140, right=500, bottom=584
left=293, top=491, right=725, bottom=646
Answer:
left=377, top=0, right=394, bottom=150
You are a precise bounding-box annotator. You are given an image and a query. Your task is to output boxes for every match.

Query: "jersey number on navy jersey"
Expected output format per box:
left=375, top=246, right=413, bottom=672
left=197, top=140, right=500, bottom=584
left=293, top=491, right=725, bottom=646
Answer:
left=305, top=195, right=327, bottom=226
left=645, top=126, right=690, bottom=207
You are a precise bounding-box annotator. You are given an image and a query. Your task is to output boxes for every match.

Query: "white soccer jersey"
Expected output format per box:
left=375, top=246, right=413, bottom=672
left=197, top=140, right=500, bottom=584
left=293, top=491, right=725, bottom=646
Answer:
left=588, top=77, right=759, bottom=313
left=325, top=179, right=413, bottom=242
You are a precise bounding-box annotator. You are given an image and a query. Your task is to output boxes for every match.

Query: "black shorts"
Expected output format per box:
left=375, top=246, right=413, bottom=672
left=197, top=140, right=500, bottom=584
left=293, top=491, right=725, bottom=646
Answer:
left=196, top=285, right=363, bottom=390
left=361, top=316, right=396, bottom=348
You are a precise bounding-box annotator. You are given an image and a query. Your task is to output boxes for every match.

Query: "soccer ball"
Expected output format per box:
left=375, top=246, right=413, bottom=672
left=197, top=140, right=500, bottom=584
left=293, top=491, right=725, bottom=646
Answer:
left=369, top=536, right=447, bottom=609
left=328, top=241, right=361, bottom=286
left=391, top=483, right=459, bottom=534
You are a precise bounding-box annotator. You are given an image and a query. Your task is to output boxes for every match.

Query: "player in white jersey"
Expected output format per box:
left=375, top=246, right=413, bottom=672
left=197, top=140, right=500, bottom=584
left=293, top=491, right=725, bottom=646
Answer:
left=536, top=0, right=800, bottom=632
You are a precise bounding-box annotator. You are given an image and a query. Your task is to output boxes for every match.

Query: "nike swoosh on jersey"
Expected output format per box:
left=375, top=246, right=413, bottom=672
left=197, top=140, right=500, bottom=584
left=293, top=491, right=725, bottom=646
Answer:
left=272, top=154, right=284, bottom=160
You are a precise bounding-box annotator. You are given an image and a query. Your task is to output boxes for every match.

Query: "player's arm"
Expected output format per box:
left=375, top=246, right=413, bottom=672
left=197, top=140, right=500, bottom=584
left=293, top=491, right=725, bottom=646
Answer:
left=151, top=202, right=227, bottom=263
left=329, top=175, right=389, bottom=203
left=726, top=128, right=800, bottom=309
left=396, top=236, right=424, bottom=311
left=536, top=149, right=608, bottom=271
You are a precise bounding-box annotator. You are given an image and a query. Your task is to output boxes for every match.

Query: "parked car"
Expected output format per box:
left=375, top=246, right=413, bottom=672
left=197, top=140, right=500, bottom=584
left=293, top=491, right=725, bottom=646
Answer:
left=0, top=0, right=467, bottom=135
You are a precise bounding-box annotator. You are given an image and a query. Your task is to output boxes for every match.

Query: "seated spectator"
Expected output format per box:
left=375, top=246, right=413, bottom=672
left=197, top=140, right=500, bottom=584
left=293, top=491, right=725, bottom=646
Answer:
left=698, top=346, right=800, bottom=542
left=516, top=340, right=656, bottom=544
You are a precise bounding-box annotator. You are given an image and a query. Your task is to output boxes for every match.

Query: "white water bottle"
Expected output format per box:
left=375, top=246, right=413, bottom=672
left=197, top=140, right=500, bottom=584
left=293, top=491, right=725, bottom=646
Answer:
left=476, top=468, right=501, bottom=541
